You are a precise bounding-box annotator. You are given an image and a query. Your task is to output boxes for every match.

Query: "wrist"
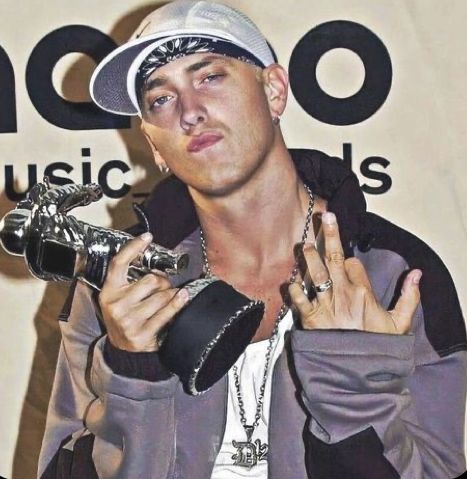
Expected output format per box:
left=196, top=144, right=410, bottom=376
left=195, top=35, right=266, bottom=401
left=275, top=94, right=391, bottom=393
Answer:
left=103, top=337, right=172, bottom=381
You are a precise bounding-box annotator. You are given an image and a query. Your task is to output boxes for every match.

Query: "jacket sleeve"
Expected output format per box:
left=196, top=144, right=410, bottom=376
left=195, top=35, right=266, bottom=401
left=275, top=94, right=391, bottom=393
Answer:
left=291, top=303, right=467, bottom=479
left=38, top=282, right=180, bottom=479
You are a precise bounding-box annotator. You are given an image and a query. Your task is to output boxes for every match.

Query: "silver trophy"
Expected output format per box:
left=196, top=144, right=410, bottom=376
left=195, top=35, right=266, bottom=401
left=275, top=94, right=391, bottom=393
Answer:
left=0, top=178, right=188, bottom=289
left=0, top=179, right=264, bottom=394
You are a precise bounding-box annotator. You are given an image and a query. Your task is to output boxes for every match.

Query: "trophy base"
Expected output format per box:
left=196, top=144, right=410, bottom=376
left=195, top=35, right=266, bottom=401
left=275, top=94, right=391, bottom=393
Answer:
left=159, top=279, right=265, bottom=395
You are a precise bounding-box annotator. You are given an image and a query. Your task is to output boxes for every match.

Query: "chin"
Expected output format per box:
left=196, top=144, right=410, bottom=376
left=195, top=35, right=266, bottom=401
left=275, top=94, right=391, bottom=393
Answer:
left=188, top=168, right=260, bottom=199
left=187, top=179, right=239, bottom=198
left=176, top=146, right=268, bottom=197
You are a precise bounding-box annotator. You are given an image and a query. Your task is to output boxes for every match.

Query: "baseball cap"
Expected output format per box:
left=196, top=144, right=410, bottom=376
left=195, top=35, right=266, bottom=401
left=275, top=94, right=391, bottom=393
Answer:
left=90, top=0, right=275, bottom=116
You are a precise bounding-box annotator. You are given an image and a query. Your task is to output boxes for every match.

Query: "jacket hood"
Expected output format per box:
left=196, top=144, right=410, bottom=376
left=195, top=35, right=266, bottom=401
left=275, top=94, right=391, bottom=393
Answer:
left=132, top=148, right=367, bottom=257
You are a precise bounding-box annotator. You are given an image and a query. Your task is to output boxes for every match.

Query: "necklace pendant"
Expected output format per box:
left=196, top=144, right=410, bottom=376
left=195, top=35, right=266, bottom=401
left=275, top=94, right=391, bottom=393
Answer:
left=231, top=426, right=268, bottom=468
left=244, top=425, right=254, bottom=442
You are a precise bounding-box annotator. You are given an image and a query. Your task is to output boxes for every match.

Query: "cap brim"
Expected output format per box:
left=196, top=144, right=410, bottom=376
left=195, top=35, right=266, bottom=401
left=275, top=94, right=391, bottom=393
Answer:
left=90, top=27, right=269, bottom=117
left=90, top=36, right=165, bottom=116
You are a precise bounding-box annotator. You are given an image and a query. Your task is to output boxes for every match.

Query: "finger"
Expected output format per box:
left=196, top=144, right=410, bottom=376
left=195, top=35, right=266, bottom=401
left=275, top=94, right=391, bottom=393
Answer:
left=321, top=212, right=347, bottom=282
left=127, top=264, right=169, bottom=281
left=133, top=287, right=180, bottom=320
left=391, top=269, right=422, bottom=333
left=106, top=232, right=153, bottom=288
left=147, top=288, right=190, bottom=334
left=125, top=272, right=173, bottom=303
left=344, top=257, right=372, bottom=290
left=302, top=243, right=332, bottom=304
left=150, top=269, right=169, bottom=279
left=288, top=282, right=317, bottom=318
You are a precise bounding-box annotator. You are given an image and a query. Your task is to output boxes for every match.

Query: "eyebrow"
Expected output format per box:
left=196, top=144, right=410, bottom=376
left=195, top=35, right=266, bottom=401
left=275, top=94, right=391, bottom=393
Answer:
left=142, top=55, right=231, bottom=93
left=186, top=55, right=231, bottom=72
left=144, top=77, right=167, bottom=91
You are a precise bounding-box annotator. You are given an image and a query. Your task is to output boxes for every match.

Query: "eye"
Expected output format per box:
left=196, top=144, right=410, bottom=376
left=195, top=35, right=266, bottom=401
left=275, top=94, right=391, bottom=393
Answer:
left=202, top=73, right=224, bottom=84
left=150, top=95, right=173, bottom=110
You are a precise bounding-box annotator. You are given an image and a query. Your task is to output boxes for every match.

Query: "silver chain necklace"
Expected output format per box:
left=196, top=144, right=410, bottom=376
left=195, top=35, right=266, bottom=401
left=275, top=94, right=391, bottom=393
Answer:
left=199, top=184, right=314, bottom=468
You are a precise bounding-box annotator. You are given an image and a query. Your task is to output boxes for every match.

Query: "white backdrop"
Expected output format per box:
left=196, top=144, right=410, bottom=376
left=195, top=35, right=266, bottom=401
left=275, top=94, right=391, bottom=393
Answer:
left=0, top=1, right=466, bottom=477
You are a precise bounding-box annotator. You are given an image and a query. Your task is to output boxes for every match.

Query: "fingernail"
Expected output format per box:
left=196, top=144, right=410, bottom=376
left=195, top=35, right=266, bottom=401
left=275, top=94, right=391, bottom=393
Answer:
left=177, top=288, right=190, bottom=303
left=322, top=212, right=336, bottom=225
left=140, top=232, right=152, bottom=242
left=412, top=270, right=422, bottom=284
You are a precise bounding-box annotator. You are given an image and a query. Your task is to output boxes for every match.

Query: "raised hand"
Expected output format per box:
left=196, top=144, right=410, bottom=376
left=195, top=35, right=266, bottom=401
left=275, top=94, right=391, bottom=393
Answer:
left=289, top=212, right=422, bottom=334
left=98, top=232, right=189, bottom=352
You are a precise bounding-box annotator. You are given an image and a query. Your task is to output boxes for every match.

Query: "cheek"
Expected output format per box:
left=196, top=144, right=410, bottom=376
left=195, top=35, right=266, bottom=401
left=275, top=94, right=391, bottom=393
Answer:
left=157, top=138, right=187, bottom=168
left=229, top=90, right=273, bottom=145
left=143, top=122, right=181, bottom=156
left=233, top=84, right=271, bottom=130
left=143, top=110, right=178, bottom=131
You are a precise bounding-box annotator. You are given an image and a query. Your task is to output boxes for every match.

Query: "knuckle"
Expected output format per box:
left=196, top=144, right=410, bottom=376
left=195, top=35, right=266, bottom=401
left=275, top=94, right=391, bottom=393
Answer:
left=288, top=282, right=301, bottom=293
left=98, top=290, right=109, bottom=306
left=125, top=237, right=142, bottom=250
left=117, top=318, right=132, bottom=333
left=157, top=276, right=172, bottom=290
left=324, top=225, right=339, bottom=237
left=109, top=254, right=126, bottom=270
left=292, top=291, right=308, bottom=307
left=288, top=284, right=301, bottom=301
left=159, top=288, right=177, bottom=302
left=312, top=269, right=329, bottom=285
left=100, top=280, right=118, bottom=296
left=326, top=252, right=345, bottom=264
left=107, top=302, right=124, bottom=321
left=143, top=273, right=170, bottom=290
left=143, top=273, right=160, bottom=286
left=303, top=244, right=317, bottom=258
left=159, top=276, right=172, bottom=289
left=149, top=290, right=177, bottom=316
left=345, top=257, right=361, bottom=267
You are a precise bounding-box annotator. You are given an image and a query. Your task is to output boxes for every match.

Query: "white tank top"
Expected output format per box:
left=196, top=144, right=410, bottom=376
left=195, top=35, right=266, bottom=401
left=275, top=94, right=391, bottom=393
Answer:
left=210, top=310, right=294, bottom=478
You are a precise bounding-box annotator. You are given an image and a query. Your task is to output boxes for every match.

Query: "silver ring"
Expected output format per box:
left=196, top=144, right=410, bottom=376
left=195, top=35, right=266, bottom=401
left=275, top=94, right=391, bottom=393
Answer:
left=314, top=278, right=333, bottom=293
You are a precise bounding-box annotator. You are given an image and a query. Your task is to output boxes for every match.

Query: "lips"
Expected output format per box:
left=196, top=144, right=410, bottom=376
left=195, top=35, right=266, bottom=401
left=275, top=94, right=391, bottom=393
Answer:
left=187, top=133, right=223, bottom=153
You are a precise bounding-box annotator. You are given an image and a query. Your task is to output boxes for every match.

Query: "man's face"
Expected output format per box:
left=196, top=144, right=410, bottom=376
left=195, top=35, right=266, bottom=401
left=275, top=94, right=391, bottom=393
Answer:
left=139, top=53, right=280, bottom=197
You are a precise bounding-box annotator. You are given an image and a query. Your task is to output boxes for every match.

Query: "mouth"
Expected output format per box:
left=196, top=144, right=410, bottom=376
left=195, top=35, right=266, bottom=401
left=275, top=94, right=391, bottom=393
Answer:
left=187, top=132, right=223, bottom=153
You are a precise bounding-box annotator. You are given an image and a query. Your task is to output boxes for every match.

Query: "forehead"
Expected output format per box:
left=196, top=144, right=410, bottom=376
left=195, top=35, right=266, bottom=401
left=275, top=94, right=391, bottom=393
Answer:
left=142, top=53, right=256, bottom=89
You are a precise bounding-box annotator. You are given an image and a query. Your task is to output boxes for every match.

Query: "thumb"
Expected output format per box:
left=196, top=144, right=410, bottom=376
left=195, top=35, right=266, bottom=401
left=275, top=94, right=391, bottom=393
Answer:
left=391, top=269, right=422, bottom=333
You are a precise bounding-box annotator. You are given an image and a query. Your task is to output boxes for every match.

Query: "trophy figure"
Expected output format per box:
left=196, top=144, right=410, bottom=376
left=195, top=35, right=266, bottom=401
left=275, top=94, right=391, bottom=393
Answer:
left=0, top=179, right=264, bottom=395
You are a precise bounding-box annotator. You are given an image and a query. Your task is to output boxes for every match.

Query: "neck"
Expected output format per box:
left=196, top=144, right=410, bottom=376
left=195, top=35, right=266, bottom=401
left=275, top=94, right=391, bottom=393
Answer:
left=190, top=146, right=315, bottom=275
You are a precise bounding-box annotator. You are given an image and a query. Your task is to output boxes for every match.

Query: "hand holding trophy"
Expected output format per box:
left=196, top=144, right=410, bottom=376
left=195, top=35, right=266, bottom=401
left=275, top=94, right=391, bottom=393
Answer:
left=0, top=179, right=264, bottom=394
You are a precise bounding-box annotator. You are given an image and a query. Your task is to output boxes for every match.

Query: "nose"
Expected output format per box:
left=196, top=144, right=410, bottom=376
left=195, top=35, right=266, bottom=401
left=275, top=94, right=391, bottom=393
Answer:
left=179, top=89, right=207, bottom=131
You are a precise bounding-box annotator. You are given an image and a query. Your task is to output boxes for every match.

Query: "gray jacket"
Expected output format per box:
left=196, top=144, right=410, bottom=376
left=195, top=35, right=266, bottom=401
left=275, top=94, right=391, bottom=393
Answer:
left=39, top=150, right=467, bottom=478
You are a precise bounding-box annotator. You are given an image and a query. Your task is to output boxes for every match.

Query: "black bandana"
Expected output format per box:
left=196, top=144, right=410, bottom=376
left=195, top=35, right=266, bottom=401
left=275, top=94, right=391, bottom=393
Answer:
left=135, top=35, right=265, bottom=101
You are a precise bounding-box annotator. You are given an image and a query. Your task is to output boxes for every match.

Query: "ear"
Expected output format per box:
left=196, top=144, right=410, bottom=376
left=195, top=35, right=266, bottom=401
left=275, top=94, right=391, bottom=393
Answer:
left=261, top=64, right=289, bottom=120
left=140, top=121, right=169, bottom=173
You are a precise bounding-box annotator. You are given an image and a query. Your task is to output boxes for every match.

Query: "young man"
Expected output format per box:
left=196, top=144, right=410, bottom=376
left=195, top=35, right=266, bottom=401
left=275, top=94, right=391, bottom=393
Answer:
left=39, top=1, right=466, bottom=478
